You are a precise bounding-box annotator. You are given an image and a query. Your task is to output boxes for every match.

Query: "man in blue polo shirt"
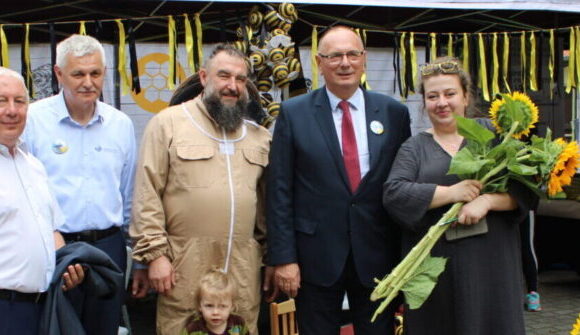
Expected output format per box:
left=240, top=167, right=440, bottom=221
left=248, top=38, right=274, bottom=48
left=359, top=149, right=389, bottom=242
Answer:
left=23, top=34, right=142, bottom=334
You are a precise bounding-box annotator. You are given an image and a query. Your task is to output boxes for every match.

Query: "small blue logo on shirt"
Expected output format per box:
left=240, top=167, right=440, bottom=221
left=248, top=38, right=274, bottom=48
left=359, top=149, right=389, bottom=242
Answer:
left=52, top=140, right=68, bottom=154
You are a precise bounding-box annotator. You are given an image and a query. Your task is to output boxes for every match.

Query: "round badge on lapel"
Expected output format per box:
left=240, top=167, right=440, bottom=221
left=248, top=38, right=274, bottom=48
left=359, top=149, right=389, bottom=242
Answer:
left=370, top=120, right=384, bottom=135
left=52, top=139, right=68, bottom=154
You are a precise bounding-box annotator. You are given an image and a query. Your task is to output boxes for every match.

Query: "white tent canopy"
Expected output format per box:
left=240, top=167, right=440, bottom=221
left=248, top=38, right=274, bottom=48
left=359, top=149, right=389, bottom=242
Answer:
left=177, top=0, right=580, bottom=13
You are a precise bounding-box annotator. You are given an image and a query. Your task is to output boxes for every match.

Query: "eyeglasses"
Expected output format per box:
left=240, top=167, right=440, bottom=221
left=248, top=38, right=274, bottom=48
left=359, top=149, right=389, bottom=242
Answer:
left=420, top=61, right=461, bottom=76
left=318, top=50, right=365, bottom=65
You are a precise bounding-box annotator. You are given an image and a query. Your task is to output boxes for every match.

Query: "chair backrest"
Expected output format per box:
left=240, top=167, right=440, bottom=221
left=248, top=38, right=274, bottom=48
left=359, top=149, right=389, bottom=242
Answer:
left=270, top=298, right=298, bottom=335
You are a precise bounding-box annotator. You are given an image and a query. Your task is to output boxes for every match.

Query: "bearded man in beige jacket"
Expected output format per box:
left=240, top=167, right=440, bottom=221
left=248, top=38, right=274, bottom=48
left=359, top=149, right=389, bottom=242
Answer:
left=130, top=44, right=271, bottom=335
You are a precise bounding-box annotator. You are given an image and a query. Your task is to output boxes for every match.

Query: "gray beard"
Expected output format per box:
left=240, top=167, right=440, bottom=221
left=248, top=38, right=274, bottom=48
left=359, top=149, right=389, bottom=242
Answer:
left=203, top=93, right=248, bottom=133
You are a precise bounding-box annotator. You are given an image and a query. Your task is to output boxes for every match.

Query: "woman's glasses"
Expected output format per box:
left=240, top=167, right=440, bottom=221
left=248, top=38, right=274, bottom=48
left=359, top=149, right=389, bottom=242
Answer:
left=318, top=50, right=365, bottom=65
left=420, top=61, right=461, bottom=76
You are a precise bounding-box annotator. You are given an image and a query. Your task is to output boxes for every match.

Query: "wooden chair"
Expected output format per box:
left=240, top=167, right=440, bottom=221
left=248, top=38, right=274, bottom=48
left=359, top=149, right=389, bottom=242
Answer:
left=270, top=298, right=298, bottom=335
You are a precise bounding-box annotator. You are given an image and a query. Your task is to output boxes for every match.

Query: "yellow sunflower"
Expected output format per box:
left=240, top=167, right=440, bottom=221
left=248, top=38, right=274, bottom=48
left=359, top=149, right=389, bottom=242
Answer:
left=548, top=138, right=580, bottom=196
left=571, top=313, right=580, bottom=335
left=489, top=92, right=539, bottom=139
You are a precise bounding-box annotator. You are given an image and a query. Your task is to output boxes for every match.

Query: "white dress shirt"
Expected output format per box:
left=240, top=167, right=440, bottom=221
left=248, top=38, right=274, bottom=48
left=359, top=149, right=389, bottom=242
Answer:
left=326, top=87, right=370, bottom=178
left=0, top=142, right=63, bottom=292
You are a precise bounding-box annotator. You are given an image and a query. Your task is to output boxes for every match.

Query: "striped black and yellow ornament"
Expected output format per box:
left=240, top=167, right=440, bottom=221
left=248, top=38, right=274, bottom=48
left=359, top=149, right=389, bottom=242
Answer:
left=264, top=10, right=282, bottom=30
left=233, top=40, right=247, bottom=53
left=248, top=8, right=263, bottom=29
left=274, top=76, right=292, bottom=88
left=284, top=46, right=295, bottom=58
left=287, top=58, right=301, bottom=73
left=236, top=27, right=245, bottom=39
left=260, top=92, right=273, bottom=107
left=267, top=102, right=281, bottom=117
left=269, top=48, right=285, bottom=63
left=261, top=115, right=275, bottom=128
left=257, top=66, right=273, bottom=79
left=271, top=28, right=286, bottom=36
left=280, top=21, right=292, bottom=33
left=249, top=51, right=266, bottom=68
left=257, top=78, right=273, bottom=92
left=273, top=63, right=289, bottom=80
left=278, top=3, right=298, bottom=22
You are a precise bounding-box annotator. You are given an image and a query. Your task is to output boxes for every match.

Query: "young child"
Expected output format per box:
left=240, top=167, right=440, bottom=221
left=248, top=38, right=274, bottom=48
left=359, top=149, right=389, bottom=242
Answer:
left=181, top=269, right=249, bottom=335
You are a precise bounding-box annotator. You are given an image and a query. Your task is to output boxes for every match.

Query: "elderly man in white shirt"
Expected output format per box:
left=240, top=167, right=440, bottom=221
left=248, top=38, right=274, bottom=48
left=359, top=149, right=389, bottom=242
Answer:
left=0, top=67, right=83, bottom=335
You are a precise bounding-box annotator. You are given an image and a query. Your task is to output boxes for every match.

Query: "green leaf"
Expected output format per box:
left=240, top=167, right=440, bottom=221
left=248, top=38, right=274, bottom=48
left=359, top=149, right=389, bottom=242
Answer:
left=483, top=178, right=508, bottom=193
left=455, top=115, right=495, bottom=145
left=448, top=148, right=494, bottom=176
left=507, top=162, right=538, bottom=175
left=401, top=256, right=447, bottom=309
left=487, top=143, right=506, bottom=161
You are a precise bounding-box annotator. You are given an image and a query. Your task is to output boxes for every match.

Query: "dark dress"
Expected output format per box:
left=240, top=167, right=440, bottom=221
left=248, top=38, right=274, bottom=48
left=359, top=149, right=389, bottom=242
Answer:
left=383, top=128, right=536, bottom=335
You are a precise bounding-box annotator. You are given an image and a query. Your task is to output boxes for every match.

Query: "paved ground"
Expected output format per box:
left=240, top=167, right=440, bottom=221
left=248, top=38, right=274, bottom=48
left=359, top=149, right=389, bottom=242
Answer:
left=127, top=269, right=580, bottom=335
left=524, top=270, right=580, bottom=335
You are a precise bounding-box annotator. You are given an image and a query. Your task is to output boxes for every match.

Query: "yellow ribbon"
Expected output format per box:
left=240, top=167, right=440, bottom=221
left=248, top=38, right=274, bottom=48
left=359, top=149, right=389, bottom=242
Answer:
left=24, top=24, right=33, bottom=98
left=502, top=32, right=510, bottom=93
left=565, top=27, right=576, bottom=93
left=400, top=32, right=407, bottom=95
left=167, top=15, right=176, bottom=90
left=491, top=33, right=500, bottom=97
left=429, top=32, right=437, bottom=61
left=548, top=29, right=555, bottom=99
left=409, top=32, right=417, bottom=94
left=354, top=28, right=367, bottom=47
left=194, top=13, right=203, bottom=70
left=0, top=25, right=9, bottom=68
left=520, top=31, right=527, bottom=92
left=310, top=26, right=318, bottom=90
left=361, top=29, right=370, bottom=89
left=447, top=33, right=453, bottom=57
left=576, top=27, right=580, bottom=86
left=477, top=33, right=489, bottom=101
left=79, top=21, right=86, bottom=35
left=184, top=14, right=195, bottom=73
left=115, top=20, right=130, bottom=96
left=355, top=29, right=370, bottom=90
left=529, top=31, right=538, bottom=91
left=462, top=33, right=469, bottom=73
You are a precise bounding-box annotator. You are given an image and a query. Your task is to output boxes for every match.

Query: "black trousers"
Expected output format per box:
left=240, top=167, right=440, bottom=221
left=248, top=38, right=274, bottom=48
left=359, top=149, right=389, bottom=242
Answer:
left=0, top=299, right=42, bottom=335
left=295, top=253, right=396, bottom=335
left=64, top=230, right=127, bottom=335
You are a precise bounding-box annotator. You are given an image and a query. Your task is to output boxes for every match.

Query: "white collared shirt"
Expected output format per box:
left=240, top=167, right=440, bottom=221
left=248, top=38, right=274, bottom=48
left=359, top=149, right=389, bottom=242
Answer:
left=326, top=87, right=370, bottom=178
left=0, top=142, right=63, bottom=292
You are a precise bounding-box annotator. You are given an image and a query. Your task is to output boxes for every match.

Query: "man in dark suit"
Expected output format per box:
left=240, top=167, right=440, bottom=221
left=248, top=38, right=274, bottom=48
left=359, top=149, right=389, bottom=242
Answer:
left=266, top=26, right=411, bottom=334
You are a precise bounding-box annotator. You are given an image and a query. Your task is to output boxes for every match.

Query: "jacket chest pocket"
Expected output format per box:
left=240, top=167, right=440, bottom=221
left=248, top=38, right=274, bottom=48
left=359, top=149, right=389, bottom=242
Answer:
left=172, top=145, right=215, bottom=188
left=242, top=149, right=268, bottom=190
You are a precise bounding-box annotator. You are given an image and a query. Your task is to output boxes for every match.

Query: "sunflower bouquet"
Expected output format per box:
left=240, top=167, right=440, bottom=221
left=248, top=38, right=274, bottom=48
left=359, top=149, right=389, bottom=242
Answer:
left=370, top=92, right=580, bottom=321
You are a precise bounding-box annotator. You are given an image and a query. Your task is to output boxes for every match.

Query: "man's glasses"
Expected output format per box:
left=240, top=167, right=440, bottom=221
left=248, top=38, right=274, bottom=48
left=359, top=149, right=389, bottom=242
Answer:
left=420, top=61, right=461, bottom=76
left=318, top=50, right=365, bottom=65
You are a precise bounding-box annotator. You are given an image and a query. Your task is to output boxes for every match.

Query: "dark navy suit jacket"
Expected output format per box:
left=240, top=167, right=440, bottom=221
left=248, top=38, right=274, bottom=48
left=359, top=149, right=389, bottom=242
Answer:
left=267, top=87, right=411, bottom=287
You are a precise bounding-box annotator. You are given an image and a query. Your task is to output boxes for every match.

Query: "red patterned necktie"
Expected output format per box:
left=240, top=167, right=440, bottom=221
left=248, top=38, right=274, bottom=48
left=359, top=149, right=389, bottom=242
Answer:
left=339, top=100, right=361, bottom=192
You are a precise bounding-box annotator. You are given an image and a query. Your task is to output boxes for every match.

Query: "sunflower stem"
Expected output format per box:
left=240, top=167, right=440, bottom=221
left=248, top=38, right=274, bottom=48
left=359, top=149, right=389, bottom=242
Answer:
left=370, top=203, right=463, bottom=321
left=516, top=154, right=531, bottom=162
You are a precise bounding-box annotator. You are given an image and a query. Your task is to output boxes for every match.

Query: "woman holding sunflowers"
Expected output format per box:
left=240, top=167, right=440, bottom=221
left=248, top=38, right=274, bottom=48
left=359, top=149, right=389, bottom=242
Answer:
left=382, top=57, right=537, bottom=335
